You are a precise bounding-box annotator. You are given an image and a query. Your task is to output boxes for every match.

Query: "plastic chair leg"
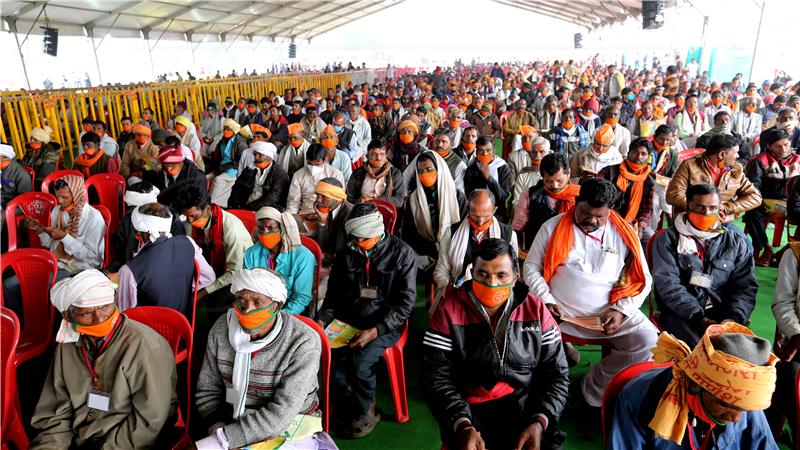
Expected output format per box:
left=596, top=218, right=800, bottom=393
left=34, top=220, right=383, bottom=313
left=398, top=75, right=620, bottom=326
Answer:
left=383, top=345, right=409, bottom=424
left=7, top=410, right=29, bottom=450
left=773, top=217, right=786, bottom=248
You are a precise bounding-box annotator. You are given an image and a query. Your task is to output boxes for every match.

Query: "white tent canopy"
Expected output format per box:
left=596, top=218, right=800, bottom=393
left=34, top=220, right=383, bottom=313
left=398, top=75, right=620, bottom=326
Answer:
left=490, top=0, right=651, bottom=29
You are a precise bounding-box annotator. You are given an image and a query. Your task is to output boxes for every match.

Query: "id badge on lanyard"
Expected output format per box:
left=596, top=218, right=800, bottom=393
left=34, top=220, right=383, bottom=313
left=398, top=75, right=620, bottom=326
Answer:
left=360, top=256, right=378, bottom=300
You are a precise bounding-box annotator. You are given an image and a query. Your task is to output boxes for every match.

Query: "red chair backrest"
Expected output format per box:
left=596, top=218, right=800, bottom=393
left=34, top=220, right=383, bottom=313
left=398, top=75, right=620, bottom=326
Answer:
left=293, top=315, right=331, bottom=433
left=189, top=260, right=201, bottom=330
left=40, top=169, right=85, bottom=194
left=4, top=192, right=56, bottom=251
left=228, top=209, right=257, bottom=235
left=371, top=199, right=397, bottom=234
left=0, top=249, right=59, bottom=351
left=93, top=204, right=113, bottom=268
left=1, top=308, right=21, bottom=436
left=601, top=361, right=671, bottom=446
left=300, top=236, right=323, bottom=314
left=499, top=110, right=514, bottom=139
left=124, top=306, right=193, bottom=432
left=85, top=173, right=126, bottom=234
left=22, top=165, right=35, bottom=187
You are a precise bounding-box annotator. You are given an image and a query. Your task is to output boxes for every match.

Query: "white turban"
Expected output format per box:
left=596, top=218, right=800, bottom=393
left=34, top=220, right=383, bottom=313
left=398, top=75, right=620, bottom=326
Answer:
left=0, top=144, right=15, bottom=159
left=123, top=186, right=160, bottom=207
left=345, top=211, right=385, bottom=238
left=251, top=141, right=277, bottom=160
left=255, top=206, right=301, bottom=251
left=50, top=269, right=116, bottom=343
left=131, top=206, right=173, bottom=243
left=229, top=268, right=287, bottom=304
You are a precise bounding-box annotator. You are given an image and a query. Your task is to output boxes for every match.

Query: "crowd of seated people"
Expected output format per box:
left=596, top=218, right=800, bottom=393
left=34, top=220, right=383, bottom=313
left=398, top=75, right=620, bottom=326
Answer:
left=2, top=57, right=800, bottom=450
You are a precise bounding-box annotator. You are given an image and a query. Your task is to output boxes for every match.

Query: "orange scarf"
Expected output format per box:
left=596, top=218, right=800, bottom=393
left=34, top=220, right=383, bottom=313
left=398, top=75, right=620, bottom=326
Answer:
left=74, top=151, right=105, bottom=178
left=616, top=161, right=651, bottom=222
left=542, top=208, right=646, bottom=304
left=545, top=184, right=581, bottom=214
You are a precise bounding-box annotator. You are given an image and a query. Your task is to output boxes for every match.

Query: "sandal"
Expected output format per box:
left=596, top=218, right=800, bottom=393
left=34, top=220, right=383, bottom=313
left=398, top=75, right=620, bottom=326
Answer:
left=345, top=411, right=382, bottom=438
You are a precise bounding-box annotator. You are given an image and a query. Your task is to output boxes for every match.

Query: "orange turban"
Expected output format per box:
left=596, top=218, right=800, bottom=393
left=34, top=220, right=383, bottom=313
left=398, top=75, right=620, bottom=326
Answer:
left=133, top=124, right=152, bottom=136
left=397, top=119, right=419, bottom=135
left=249, top=123, right=271, bottom=138
left=287, top=123, right=304, bottom=136
left=323, top=124, right=336, bottom=136
left=594, top=124, right=614, bottom=145
left=520, top=125, right=537, bottom=136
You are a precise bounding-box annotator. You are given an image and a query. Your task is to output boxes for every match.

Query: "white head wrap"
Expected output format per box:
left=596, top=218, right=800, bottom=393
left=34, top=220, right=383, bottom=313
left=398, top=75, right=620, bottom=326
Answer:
left=131, top=206, right=173, bottom=243
left=229, top=268, right=288, bottom=304
left=50, top=269, right=116, bottom=343
left=251, top=141, right=277, bottom=160
left=255, top=206, right=301, bottom=251
left=123, top=186, right=160, bottom=207
left=345, top=210, right=385, bottom=238
left=0, top=144, right=15, bottom=159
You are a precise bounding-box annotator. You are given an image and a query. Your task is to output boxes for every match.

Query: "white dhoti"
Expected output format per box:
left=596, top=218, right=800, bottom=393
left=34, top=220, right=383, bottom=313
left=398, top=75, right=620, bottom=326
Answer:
left=209, top=172, right=236, bottom=208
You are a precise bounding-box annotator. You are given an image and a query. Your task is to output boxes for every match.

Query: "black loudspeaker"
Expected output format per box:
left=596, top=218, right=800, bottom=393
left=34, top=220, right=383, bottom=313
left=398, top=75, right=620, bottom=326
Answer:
left=574, top=33, right=583, bottom=49
left=288, top=42, right=296, bottom=59
left=642, top=0, right=665, bottom=29
left=42, top=27, right=58, bottom=56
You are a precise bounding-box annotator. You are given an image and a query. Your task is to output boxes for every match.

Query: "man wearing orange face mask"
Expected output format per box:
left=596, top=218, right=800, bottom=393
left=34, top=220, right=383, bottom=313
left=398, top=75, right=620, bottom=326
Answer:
left=704, top=90, right=731, bottom=124
left=29, top=269, right=176, bottom=450
left=79, top=116, right=94, bottom=138
left=508, top=125, right=538, bottom=191
left=569, top=123, right=623, bottom=179
left=651, top=183, right=756, bottom=346
left=732, top=97, right=763, bottom=144
left=277, top=122, right=311, bottom=179
left=402, top=129, right=466, bottom=194
left=319, top=203, right=417, bottom=438
left=74, top=132, right=119, bottom=178
left=424, top=238, right=569, bottom=450
left=463, top=136, right=511, bottom=222
left=502, top=100, right=535, bottom=159
left=228, top=142, right=290, bottom=211
left=120, top=124, right=159, bottom=179
left=20, top=126, right=61, bottom=181
left=346, top=139, right=405, bottom=208
left=391, top=119, right=426, bottom=172
left=675, top=94, right=709, bottom=147
left=0, top=143, right=31, bottom=208
left=320, top=124, right=353, bottom=182
left=468, top=102, right=501, bottom=140
left=116, top=116, right=135, bottom=149
left=512, top=136, right=553, bottom=203
left=453, top=125, right=479, bottom=163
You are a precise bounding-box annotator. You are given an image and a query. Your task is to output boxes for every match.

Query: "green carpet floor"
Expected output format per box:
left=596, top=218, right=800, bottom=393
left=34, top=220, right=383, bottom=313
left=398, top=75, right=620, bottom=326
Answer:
left=335, top=220, right=794, bottom=450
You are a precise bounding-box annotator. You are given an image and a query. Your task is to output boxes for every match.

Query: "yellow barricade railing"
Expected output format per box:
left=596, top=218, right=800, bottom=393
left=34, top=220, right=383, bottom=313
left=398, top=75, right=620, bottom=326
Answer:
left=1, top=71, right=358, bottom=166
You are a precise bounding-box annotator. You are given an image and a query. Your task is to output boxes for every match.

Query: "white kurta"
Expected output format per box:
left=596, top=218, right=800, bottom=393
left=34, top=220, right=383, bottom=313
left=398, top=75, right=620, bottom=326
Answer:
left=522, top=214, right=653, bottom=338
left=285, top=164, right=345, bottom=215
left=39, top=205, right=106, bottom=273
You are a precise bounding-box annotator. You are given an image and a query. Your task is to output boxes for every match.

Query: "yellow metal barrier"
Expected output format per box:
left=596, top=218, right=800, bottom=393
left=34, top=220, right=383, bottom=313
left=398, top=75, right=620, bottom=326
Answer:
left=1, top=71, right=357, bottom=166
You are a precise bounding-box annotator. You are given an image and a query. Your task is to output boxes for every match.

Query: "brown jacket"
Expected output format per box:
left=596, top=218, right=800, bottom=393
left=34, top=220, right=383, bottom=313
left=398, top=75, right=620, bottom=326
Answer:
left=666, top=155, right=762, bottom=218
left=120, top=140, right=160, bottom=178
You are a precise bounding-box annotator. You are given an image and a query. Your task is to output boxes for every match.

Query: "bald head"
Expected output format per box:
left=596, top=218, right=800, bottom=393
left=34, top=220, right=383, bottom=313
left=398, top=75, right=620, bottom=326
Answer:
left=468, top=189, right=495, bottom=228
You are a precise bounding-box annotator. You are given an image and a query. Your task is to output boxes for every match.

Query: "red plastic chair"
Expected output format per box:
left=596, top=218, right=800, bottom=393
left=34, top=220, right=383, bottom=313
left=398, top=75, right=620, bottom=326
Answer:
left=189, top=260, right=201, bottom=330
left=601, top=361, right=671, bottom=447
left=561, top=333, right=611, bottom=358
left=1, top=307, right=29, bottom=450
left=124, top=306, right=193, bottom=450
left=300, top=236, right=323, bottom=315
left=645, top=229, right=668, bottom=330
left=228, top=209, right=257, bottom=235
left=4, top=191, right=56, bottom=251
left=498, top=110, right=514, bottom=140
left=93, top=204, right=113, bottom=269
left=0, top=249, right=59, bottom=366
left=382, top=321, right=410, bottom=423
left=85, top=173, right=126, bottom=235
left=22, top=165, right=35, bottom=187
left=40, top=169, right=85, bottom=194
left=294, top=315, right=331, bottom=432
left=370, top=199, right=398, bottom=234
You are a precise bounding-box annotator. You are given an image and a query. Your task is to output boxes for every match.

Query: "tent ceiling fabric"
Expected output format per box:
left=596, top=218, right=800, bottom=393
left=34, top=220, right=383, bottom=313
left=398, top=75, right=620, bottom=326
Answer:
left=490, top=0, right=644, bottom=29
left=1, top=0, right=405, bottom=42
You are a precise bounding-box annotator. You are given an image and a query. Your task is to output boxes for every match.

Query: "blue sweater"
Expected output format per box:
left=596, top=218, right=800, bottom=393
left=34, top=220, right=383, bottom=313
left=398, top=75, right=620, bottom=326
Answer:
left=242, top=244, right=315, bottom=315
left=608, top=367, right=778, bottom=450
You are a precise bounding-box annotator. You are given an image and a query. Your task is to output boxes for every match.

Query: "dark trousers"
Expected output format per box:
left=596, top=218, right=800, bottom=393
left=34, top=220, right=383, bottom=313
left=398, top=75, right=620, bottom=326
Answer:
left=659, top=307, right=731, bottom=348
left=331, top=328, right=400, bottom=417
left=766, top=356, right=800, bottom=440
left=442, top=393, right=565, bottom=450
left=743, top=206, right=770, bottom=254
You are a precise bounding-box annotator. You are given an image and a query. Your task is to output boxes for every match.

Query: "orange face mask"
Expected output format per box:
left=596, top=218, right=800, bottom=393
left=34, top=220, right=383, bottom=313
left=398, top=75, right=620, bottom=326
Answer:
left=463, top=142, right=476, bottom=151
left=449, top=120, right=460, bottom=129
left=255, top=159, right=270, bottom=169
left=62, top=203, right=76, bottom=212
left=582, top=92, right=592, bottom=100
left=472, top=279, right=513, bottom=308
left=419, top=171, right=437, bottom=188
left=190, top=215, right=209, bottom=229
left=476, top=153, right=493, bottom=165
left=686, top=105, right=697, bottom=113
left=74, top=308, right=120, bottom=338
left=531, top=158, right=542, bottom=166
left=356, top=235, right=380, bottom=251
left=291, top=138, right=303, bottom=148
left=522, top=141, right=532, bottom=151
left=744, top=105, right=756, bottom=113
left=321, top=137, right=337, bottom=149
left=84, top=147, right=99, bottom=156
left=316, top=205, right=332, bottom=214
left=122, top=124, right=133, bottom=133
left=468, top=217, right=492, bottom=233
left=368, top=158, right=384, bottom=168
left=626, top=161, right=649, bottom=171
left=432, top=101, right=440, bottom=108
left=83, top=124, right=93, bottom=132
left=234, top=304, right=278, bottom=332
left=223, top=129, right=234, bottom=138
left=135, top=135, right=148, bottom=145
left=687, top=212, right=719, bottom=231
left=711, top=98, right=722, bottom=106
left=30, top=141, right=42, bottom=150
left=675, top=99, right=685, bottom=109
left=175, top=124, right=187, bottom=134
left=399, top=133, right=414, bottom=144
left=605, top=117, right=619, bottom=127
left=562, top=120, right=575, bottom=129
left=258, top=230, right=282, bottom=249
left=247, top=106, right=257, bottom=114
left=166, top=165, right=182, bottom=177
left=653, top=141, right=669, bottom=151
left=0, top=160, right=11, bottom=170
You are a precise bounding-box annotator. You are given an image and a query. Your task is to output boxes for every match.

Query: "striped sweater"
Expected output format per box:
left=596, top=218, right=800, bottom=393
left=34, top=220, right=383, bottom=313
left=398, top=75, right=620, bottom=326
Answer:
left=195, top=311, right=321, bottom=448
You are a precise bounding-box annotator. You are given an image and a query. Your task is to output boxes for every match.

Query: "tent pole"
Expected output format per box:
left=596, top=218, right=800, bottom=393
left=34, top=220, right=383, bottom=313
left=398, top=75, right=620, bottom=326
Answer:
left=747, top=0, right=767, bottom=85
left=10, top=19, right=32, bottom=90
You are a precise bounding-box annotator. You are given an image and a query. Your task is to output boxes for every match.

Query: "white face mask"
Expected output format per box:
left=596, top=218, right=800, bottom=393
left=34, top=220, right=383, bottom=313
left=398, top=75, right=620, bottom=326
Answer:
left=309, top=165, right=323, bottom=177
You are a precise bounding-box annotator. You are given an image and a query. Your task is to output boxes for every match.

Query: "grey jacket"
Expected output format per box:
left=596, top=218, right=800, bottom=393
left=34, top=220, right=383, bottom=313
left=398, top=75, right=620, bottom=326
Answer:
left=195, top=312, right=321, bottom=448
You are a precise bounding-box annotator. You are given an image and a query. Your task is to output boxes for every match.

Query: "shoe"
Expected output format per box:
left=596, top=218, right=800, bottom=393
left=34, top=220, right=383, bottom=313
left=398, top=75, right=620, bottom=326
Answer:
left=564, top=342, right=581, bottom=367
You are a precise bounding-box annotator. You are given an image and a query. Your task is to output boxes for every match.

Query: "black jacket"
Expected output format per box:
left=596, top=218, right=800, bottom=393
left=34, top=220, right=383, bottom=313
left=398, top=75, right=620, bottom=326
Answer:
left=318, top=234, right=417, bottom=335
left=227, top=164, right=290, bottom=211
left=312, top=201, right=354, bottom=255
left=346, top=165, right=406, bottom=209
left=142, top=159, right=208, bottom=208
left=651, top=226, right=756, bottom=326
left=463, top=161, right=511, bottom=223
left=521, top=183, right=557, bottom=249
left=422, top=282, right=569, bottom=443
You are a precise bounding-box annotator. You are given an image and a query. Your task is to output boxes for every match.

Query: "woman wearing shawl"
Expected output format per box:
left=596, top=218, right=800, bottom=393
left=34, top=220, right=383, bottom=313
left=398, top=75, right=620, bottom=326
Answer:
left=346, top=139, right=406, bottom=208
left=390, top=119, right=428, bottom=172
left=242, top=207, right=316, bottom=315
left=195, top=268, right=335, bottom=450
